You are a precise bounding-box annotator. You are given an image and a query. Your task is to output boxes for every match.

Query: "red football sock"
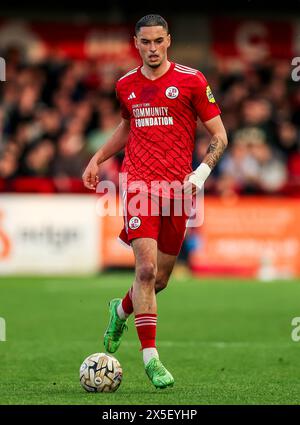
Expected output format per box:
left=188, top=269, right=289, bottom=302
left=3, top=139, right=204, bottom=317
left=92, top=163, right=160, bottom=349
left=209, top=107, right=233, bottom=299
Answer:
left=121, top=286, right=133, bottom=315
left=121, top=285, right=161, bottom=318
left=134, top=313, right=157, bottom=349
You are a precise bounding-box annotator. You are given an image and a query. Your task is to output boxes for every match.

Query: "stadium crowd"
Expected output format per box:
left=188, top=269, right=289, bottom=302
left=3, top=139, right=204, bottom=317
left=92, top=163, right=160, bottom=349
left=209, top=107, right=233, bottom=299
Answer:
left=1, top=45, right=300, bottom=196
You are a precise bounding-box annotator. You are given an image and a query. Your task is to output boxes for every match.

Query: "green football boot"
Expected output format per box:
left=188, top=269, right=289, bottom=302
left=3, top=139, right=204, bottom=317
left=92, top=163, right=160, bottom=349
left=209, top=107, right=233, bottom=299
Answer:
left=104, top=298, right=128, bottom=353
left=145, top=357, right=175, bottom=389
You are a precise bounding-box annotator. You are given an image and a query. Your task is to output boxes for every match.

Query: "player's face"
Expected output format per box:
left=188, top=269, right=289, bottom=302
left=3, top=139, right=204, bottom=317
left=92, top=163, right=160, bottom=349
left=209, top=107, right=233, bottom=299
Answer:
left=134, top=26, right=171, bottom=68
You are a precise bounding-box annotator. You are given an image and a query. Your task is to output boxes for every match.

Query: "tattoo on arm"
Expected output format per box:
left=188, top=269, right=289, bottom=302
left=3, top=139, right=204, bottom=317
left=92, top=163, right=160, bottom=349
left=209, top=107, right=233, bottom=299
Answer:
left=203, top=135, right=227, bottom=169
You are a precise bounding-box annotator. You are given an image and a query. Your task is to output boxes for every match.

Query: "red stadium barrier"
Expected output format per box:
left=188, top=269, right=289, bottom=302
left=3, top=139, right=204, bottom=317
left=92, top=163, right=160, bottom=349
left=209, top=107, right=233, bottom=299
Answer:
left=1, top=177, right=93, bottom=194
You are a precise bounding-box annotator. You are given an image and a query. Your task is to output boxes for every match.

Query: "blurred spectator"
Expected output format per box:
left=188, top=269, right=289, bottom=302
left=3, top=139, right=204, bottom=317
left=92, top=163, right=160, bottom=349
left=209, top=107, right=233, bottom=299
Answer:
left=218, top=128, right=261, bottom=194
left=0, top=142, right=19, bottom=178
left=37, top=107, right=62, bottom=141
left=217, top=127, right=287, bottom=195
left=19, top=138, right=55, bottom=177
left=52, top=132, right=89, bottom=178
left=240, top=97, right=278, bottom=145
left=87, top=108, right=120, bottom=154
left=277, top=120, right=299, bottom=157
left=249, top=137, right=287, bottom=193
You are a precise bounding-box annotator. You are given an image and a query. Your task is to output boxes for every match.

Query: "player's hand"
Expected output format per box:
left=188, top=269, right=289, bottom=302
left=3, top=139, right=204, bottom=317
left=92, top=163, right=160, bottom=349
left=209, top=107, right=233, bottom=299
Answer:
left=82, top=158, right=100, bottom=190
left=183, top=172, right=201, bottom=196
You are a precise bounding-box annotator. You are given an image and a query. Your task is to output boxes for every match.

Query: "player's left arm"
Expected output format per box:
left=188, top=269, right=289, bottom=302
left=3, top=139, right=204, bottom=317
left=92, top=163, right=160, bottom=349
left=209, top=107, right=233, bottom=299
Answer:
left=184, top=115, right=228, bottom=193
left=201, top=115, right=228, bottom=169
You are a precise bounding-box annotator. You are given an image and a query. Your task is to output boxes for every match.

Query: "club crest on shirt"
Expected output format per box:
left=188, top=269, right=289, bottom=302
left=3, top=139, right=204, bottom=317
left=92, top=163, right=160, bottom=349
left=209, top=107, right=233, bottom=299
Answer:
left=129, top=217, right=141, bottom=230
left=165, top=86, right=179, bottom=99
left=206, top=85, right=216, bottom=103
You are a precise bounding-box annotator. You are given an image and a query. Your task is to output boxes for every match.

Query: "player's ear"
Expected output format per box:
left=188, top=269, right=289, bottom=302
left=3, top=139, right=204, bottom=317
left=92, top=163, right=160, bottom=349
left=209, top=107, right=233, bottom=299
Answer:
left=167, top=34, right=171, bottom=48
left=134, top=35, right=138, bottom=49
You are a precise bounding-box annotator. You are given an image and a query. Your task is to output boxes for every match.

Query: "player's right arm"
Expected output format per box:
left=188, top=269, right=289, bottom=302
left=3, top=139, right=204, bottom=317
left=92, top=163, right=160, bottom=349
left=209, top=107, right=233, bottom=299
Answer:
left=82, top=118, right=130, bottom=190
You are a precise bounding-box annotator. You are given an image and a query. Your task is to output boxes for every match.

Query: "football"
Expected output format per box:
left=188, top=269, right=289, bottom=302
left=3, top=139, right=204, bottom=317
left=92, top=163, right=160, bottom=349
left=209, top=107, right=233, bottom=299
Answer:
left=79, top=352, right=123, bottom=392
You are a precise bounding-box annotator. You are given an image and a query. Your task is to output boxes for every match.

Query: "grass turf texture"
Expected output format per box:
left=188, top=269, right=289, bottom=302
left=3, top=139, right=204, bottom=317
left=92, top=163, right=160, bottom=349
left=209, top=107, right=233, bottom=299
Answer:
left=0, top=273, right=300, bottom=405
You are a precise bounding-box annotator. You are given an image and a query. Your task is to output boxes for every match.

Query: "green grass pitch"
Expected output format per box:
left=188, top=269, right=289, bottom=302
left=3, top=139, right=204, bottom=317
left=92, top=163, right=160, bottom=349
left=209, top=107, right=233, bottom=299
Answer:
left=0, top=272, right=300, bottom=405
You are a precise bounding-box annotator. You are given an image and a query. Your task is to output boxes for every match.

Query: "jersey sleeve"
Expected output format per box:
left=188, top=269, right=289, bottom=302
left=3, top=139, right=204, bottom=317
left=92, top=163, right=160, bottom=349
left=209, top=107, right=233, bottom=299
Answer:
left=192, top=72, right=221, bottom=122
left=116, top=82, right=130, bottom=120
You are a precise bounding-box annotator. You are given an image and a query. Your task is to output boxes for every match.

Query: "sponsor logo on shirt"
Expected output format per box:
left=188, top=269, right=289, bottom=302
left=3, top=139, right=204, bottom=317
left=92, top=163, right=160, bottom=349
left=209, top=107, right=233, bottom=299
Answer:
left=132, top=105, right=174, bottom=128
left=165, top=86, right=179, bottom=99
left=206, top=86, right=216, bottom=103
left=128, top=92, right=136, bottom=100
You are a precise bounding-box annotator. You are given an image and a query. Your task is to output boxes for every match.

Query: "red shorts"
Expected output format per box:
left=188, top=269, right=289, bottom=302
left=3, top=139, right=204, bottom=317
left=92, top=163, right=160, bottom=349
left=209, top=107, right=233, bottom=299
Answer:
left=119, top=191, right=193, bottom=256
